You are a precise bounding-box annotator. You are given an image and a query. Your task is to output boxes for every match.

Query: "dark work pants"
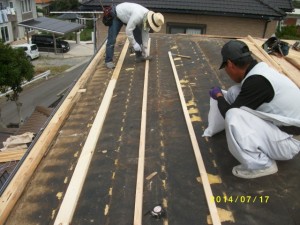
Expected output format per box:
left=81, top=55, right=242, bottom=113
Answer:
left=105, top=17, right=143, bottom=63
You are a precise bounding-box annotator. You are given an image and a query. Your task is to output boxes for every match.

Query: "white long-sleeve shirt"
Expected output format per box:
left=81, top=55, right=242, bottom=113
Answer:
left=116, top=2, right=149, bottom=48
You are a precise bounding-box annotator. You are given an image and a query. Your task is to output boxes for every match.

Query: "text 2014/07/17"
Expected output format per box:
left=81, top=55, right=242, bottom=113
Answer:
left=211, top=195, right=270, bottom=203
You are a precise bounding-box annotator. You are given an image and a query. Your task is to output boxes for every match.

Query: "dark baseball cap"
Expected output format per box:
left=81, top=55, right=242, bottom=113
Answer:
left=219, top=40, right=251, bottom=69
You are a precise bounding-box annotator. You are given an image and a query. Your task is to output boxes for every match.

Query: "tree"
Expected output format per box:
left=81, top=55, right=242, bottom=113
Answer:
left=0, top=42, right=34, bottom=127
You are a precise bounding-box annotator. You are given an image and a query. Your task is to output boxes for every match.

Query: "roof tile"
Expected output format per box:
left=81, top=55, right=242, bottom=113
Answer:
left=81, top=0, right=293, bottom=18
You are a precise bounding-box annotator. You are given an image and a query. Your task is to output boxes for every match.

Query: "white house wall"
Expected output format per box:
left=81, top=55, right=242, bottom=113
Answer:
left=0, top=0, right=37, bottom=42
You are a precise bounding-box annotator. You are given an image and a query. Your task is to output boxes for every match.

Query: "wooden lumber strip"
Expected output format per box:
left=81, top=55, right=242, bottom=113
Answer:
left=54, top=40, right=129, bottom=225
left=168, top=51, right=221, bottom=225
left=133, top=39, right=151, bottom=225
left=0, top=42, right=107, bottom=224
left=247, top=35, right=283, bottom=72
left=246, top=35, right=300, bottom=88
left=172, top=53, right=191, bottom=59
left=285, top=57, right=300, bottom=70
left=0, top=150, right=26, bottom=163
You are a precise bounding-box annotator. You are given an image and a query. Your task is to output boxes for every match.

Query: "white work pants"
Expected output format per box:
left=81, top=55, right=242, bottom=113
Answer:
left=225, top=108, right=300, bottom=169
left=224, top=84, right=300, bottom=169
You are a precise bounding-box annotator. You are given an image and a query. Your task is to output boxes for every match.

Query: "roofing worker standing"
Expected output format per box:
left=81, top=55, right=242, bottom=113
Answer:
left=105, top=2, right=164, bottom=69
left=209, top=40, right=300, bottom=179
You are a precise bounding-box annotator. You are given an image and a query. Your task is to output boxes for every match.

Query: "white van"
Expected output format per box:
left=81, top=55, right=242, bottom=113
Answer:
left=12, top=43, right=40, bottom=61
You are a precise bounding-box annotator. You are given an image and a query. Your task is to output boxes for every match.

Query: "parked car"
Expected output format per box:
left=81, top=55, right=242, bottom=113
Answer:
left=12, top=43, right=40, bottom=61
left=31, top=34, right=70, bottom=53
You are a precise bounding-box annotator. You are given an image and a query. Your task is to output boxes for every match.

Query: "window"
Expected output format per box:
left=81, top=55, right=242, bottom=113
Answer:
left=21, top=0, right=32, bottom=13
left=1, top=26, right=9, bottom=42
left=28, top=0, right=32, bottom=11
left=186, top=28, right=202, bottom=35
left=21, top=1, right=25, bottom=12
left=167, top=23, right=206, bottom=35
left=9, top=2, right=14, bottom=8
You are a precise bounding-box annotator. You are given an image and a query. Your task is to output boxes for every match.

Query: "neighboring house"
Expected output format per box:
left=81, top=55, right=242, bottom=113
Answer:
left=57, top=13, right=83, bottom=23
left=283, top=8, right=300, bottom=34
left=284, top=8, right=300, bottom=25
left=35, top=0, right=54, bottom=16
left=0, top=0, right=37, bottom=43
left=80, top=0, right=294, bottom=45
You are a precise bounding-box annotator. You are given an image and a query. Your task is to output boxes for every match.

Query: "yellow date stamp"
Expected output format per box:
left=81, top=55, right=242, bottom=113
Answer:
left=211, top=195, right=270, bottom=203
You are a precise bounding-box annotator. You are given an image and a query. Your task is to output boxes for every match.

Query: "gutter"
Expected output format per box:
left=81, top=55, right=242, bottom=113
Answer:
left=263, top=19, right=271, bottom=38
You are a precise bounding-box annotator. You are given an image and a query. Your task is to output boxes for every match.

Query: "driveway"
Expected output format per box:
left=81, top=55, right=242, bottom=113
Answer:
left=32, top=40, right=94, bottom=70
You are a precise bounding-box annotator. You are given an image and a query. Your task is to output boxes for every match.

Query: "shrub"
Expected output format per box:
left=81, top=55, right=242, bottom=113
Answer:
left=276, top=25, right=300, bottom=40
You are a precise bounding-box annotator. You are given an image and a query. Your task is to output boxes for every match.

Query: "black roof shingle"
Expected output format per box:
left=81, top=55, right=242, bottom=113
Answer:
left=80, top=0, right=293, bottom=19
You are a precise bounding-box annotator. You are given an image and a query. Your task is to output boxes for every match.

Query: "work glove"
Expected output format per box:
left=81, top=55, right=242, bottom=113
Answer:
left=209, top=87, right=223, bottom=100
left=133, top=42, right=142, bottom=52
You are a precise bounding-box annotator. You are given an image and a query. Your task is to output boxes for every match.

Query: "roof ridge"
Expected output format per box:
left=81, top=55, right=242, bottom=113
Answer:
left=256, top=0, right=287, bottom=16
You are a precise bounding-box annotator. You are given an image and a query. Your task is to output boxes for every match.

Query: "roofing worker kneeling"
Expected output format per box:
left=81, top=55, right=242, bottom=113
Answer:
left=105, top=2, right=164, bottom=69
left=209, top=40, right=300, bottom=179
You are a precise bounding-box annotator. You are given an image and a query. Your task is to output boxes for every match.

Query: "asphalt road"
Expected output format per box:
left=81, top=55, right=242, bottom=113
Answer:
left=0, top=61, right=91, bottom=125
left=0, top=40, right=94, bottom=125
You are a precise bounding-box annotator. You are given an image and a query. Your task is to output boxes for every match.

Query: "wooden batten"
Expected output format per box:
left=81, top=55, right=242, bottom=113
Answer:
left=245, top=35, right=300, bottom=88
left=54, top=40, right=129, bottom=225
left=0, top=150, right=26, bottom=163
left=168, top=51, right=221, bottom=225
left=0, top=42, right=107, bottom=224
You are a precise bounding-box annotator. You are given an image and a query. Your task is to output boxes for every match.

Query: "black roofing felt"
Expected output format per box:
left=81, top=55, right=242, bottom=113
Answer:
left=80, top=0, right=293, bottom=18
left=18, top=17, right=85, bottom=35
left=5, top=33, right=300, bottom=225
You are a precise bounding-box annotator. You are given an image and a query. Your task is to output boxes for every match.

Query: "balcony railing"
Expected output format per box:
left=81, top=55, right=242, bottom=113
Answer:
left=0, top=7, right=16, bottom=23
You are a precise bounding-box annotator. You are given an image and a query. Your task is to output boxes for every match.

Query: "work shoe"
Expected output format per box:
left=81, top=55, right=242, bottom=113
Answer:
left=232, top=161, right=278, bottom=179
left=136, top=55, right=153, bottom=62
left=106, top=62, right=116, bottom=69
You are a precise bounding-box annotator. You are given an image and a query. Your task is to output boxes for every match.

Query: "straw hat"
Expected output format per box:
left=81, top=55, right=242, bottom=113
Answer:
left=147, top=11, right=164, bottom=32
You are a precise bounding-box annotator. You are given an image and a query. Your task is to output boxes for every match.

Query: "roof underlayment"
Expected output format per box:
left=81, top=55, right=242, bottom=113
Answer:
left=1, top=33, right=300, bottom=225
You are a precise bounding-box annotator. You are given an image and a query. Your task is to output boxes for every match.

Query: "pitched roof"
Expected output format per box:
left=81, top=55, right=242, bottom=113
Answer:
left=263, top=0, right=294, bottom=12
left=80, top=0, right=293, bottom=19
left=16, top=106, right=52, bottom=135
left=3, top=33, right=300, bottom=224
left=57, top=13, right=82, bottom=20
